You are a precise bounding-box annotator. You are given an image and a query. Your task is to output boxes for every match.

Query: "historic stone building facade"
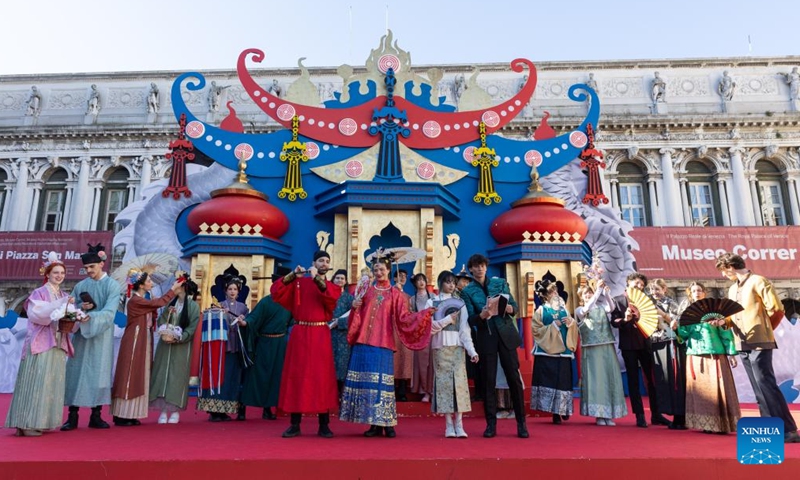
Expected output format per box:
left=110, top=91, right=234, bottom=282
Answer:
left=1, top=55, right=800, bottom=312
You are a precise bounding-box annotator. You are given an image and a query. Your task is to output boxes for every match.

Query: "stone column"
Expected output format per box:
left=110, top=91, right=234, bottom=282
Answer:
left=26, top=186, right=41, bottom=230
left=89, top=185, right=103, bottom=230
left=69, top=157, right=91, bottom=230
left=787, top=176, right=800, bottom=224
left=8, top=158, right=31, bottom=231
left=0, top=185, right=13, bottom=231
left=678, top=178, right=692, bottom=226
left=659, top=148, right=681, bottom=226
left=609, top=179, right=619, bottom=209
left=729, top=147, right=755, bottom=225
left=647, top=178, right=661, bottom=226
left=139, top=155, right=153, bottom=199
left=748, top=175, right=763, bottom=226
left=716, top=177, right=731, bottom=226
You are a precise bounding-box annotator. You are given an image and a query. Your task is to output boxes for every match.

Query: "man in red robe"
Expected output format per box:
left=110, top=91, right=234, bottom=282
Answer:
left=271, top=250, right=340, bottom=438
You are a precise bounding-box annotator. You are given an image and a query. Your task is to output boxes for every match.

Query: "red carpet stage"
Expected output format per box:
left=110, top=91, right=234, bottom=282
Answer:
left=1, top=394, right=798, bottom=480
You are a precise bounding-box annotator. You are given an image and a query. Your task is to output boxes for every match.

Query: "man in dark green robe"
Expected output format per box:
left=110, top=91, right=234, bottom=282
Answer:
left=241, top=295, right=292, bottom=419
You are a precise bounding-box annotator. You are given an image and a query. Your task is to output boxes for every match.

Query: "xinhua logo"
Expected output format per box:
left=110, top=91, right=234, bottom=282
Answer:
left=737, top=417, right=784, bottom=465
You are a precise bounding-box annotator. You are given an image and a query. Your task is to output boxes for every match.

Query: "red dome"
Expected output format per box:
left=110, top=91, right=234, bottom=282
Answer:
left=490, top=196, right=587, bottom=245
left=187, top=186, right=289, bottom=239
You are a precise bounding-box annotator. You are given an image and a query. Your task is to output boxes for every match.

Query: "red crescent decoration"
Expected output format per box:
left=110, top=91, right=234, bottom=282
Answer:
left=237, top=50, right=537, bottom=150
left=237, top=49, right=382, bottom=148
left=394, top=58, right=538, bottom=149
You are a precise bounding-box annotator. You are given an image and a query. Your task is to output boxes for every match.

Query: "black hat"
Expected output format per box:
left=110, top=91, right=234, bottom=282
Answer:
left=313, top=250, right=331, bottom=262
left=81, top=243, right=107, bottom=265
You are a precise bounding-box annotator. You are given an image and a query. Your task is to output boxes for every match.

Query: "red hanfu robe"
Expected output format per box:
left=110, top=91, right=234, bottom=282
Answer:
left=347, top=281, right=434, bottom=351
left=271, top=276, right=340, bottom=413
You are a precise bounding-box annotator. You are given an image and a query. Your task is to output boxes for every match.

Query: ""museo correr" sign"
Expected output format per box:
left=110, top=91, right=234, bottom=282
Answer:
left=629, top=226, right=800, bottom=280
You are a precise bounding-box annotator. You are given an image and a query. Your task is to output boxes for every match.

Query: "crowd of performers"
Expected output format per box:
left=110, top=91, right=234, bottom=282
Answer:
left=4, top=246, right=799, bottom=444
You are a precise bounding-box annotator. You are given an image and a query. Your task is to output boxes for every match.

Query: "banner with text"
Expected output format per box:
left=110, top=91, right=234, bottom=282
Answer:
left=0, top=231, right=115, bottom=280
left=629, top=226, right=800, bottom=280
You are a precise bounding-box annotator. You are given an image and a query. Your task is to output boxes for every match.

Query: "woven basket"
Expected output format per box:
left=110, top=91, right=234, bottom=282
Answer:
left=58, top=318, right=77, bottom=333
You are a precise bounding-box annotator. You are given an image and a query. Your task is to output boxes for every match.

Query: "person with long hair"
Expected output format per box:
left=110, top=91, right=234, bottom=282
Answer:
left=674, top=281, right=740, bottom=434
left=198, top=275, right=250, bottom=422
left=575, top=280, right=627, bottom=426
left=111, top=270, right=181, bottom=426
left=530, top=278, right=578, bottom=425
left=5, top=253, right=86, bottom=437
left=149, top=276, right=201, bottom=424
left=339, top=256, right=434, bottom=438
left=410, top=273, right=434, bottom=403
left=648, top=278, right=686, bottom=430
left=426, top=270, right=478, bottom=437
left=329, top=269, right=354, bottom=394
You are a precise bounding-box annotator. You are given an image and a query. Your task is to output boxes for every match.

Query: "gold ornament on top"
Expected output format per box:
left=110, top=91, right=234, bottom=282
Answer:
left=471, top=122, right=501, bottom=205
left=278, top=116, right=308, bottom=201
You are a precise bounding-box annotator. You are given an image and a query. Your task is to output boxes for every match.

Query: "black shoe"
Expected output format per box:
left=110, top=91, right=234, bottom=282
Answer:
left=209, top=413, right=222, bottom=422
left=636, top=414, right=648, bottom=428
left=318, top=424, right=334, bottom=438
left=364, top=425, right=383, bottom=437
left=383, top=427, right=396, bottom=438
left=651, top=415, right=672, bottom=427
left=236, top=406, right=246, bottom=421
left=88, top=409, right=110, bottom=429
left=562, top=415, right=570, bottom=421
left=483, top=424, right=496, bottom=438
left=517, top=422, right=529, bottom=438
left=552, top=414, right=562, bottom=425
left=785, top=431, right=800, bottom=443
left=262, top=408, right=277, bottom=420
left=60, top=409, right=79, bottom=431
left=668, top=423, right=687, bottom=430
left=219, top=413, right=232, bottom=422
left=282, top=424, right=301, bottom=438
left=396, top=395, right=408, bottom=402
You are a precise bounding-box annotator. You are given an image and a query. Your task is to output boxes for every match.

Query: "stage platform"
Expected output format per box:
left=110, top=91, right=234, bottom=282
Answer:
left=1, top=394, right=798, bottom=480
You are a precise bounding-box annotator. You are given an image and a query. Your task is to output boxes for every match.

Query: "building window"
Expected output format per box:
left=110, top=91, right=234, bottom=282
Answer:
left=759, top=181, right=786, bottom=226
left=688, top=183, right=716, bottom=226
left=685, top=160, right=721, bottom=226
left=616, top=161, right=651, bottom=226
left=755, top=160, right=790, bottom=225
left=38, top=169, right=68, bottom=231
left=98, top=167, right=130, bottom=232
left=619, top=184, right=646, bottom=227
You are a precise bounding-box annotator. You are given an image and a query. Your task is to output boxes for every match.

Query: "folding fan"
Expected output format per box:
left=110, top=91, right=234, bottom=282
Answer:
left=626, top=287, right=659, bottom=337
left=678, top=298, right=743, bottom=326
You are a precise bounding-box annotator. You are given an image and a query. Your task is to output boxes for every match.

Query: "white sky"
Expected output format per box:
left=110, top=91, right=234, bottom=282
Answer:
left=1, top=0, right=797, bottom=75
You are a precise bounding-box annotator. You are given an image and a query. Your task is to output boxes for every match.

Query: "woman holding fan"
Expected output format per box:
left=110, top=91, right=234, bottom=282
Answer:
left=674, top=282, right=741, bottom=434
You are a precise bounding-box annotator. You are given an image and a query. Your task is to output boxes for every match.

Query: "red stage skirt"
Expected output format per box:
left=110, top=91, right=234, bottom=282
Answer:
left=200, top=340, right=226, bottom=392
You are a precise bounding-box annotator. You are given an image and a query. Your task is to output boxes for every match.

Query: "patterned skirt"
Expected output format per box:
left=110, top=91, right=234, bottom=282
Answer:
left=530, top=355, right=574, bottom=416
left=5, top=343, right=67, bottom=431
left=197, top=351, right=243, bottom=414
left=432, top=346, right=471, bottom=414
left=339, top=344, right=396, bottom=426
left=685, top=354, right=741, bottom=433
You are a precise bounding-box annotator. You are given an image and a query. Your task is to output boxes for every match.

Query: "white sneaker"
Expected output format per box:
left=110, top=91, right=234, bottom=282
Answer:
left=605, top=419, right=616, bottom=426
left=596, top=418, right=607, bottom=426
left=168, top=412, right=180, bottom=424
left=454, top=414, right=468, bottom=438
left=158, top=411, right=168, bottom=424
left=445, top=415, right=456, bottom=438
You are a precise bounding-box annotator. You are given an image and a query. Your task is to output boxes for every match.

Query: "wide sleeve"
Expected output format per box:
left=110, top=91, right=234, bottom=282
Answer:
left=393, top=290, right=434, bottom=351
left=718, top=325, right=737, bottom=355
left=565, top=317, right=579, bottom=352
left=178, top=300, right=201, bottom=344
left=757, top=277, right=785, bottom=329
left=457, top=306, right=477, bottom=358
left=532, top=307, right=567, bottom=355
left=25, top=289, right=70, bottom=326
left=346, top=293, right=365, bottom=346
left=77, top=279, right=122, bottom=339
left=136, top=290, right=176, bottom=310
left=270, top=277, right=297, bottom=311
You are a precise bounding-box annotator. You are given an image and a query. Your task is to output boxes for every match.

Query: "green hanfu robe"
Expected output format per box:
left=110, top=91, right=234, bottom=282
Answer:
left=149, top=298, right=201, bottom=410
left=241, top=296, right=292, bottom=408
left=65, top=274, right=122, bottom=407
